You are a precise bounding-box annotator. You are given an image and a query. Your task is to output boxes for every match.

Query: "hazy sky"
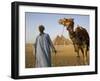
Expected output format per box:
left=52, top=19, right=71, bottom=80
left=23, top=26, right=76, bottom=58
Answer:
left=25, top=12, right=89, bottom=43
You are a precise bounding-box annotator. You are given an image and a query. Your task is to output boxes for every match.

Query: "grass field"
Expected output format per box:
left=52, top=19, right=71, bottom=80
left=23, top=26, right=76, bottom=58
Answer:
left=25, top=43, right=89, bottom=68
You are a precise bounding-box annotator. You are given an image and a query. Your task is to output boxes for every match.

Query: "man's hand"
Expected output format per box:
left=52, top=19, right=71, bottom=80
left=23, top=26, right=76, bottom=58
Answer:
left=53, top=49, right=57, bottom=54
left=55, top=50, right=57, bottom=54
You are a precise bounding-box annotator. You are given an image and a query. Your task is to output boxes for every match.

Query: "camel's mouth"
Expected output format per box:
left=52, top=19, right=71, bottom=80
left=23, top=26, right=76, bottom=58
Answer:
left=59, top=19, right=68, bottom=27
left=58, top=19, right=64, bottom=25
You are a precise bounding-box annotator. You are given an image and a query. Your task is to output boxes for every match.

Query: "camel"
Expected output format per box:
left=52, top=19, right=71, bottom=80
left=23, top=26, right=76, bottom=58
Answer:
left=58, top=18, right=89, bottom=64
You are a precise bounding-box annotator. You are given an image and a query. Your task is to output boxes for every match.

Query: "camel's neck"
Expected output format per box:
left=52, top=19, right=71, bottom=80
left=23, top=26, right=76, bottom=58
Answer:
left=68, top=29, right=75, bottom=39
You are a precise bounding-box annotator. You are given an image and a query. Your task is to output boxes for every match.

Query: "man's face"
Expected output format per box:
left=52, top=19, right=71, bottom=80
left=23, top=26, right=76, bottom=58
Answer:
left=39, top=26, right=44, bottom=33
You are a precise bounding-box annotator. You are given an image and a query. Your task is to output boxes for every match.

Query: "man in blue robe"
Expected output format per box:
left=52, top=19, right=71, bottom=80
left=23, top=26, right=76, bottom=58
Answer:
left=35, top=25, right=56, bottom=67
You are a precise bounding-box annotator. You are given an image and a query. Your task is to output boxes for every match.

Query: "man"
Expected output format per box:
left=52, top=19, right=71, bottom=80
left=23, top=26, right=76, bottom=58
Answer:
left=35, top=25, right=56, bottom=67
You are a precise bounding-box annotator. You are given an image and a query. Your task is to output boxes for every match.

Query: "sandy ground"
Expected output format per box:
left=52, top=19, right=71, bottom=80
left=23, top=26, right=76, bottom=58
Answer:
left=25, top=44, right=89, bottom=68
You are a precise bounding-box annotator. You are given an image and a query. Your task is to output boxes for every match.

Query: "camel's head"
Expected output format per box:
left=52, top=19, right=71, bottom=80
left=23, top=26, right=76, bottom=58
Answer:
left=59, top=18, right=74, bottom=32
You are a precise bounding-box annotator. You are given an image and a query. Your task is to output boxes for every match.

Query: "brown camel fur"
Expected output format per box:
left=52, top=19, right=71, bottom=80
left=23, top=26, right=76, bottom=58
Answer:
left=58, top=18, right=89, bottom=64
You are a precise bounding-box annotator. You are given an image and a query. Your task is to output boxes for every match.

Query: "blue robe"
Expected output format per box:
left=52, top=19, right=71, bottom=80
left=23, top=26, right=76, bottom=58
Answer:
left=35, top=33, right=54, bottom=67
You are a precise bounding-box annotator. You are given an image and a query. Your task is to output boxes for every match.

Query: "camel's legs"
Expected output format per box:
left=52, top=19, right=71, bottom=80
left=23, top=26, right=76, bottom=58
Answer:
left=74, top=44, right=80, bottom=57
left=77, top=47, right=80, bottom=57
left=76, top=46, right=82, bottom=65
left=85, top=46, right=89, bottom=65
left=80, top=47, right=85, bottom=65
left=73, top=43, right=77, bottom=52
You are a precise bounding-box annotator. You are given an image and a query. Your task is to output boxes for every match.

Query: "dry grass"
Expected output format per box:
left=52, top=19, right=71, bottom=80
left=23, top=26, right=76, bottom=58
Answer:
left=25, top=44, right=89, bottom=68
